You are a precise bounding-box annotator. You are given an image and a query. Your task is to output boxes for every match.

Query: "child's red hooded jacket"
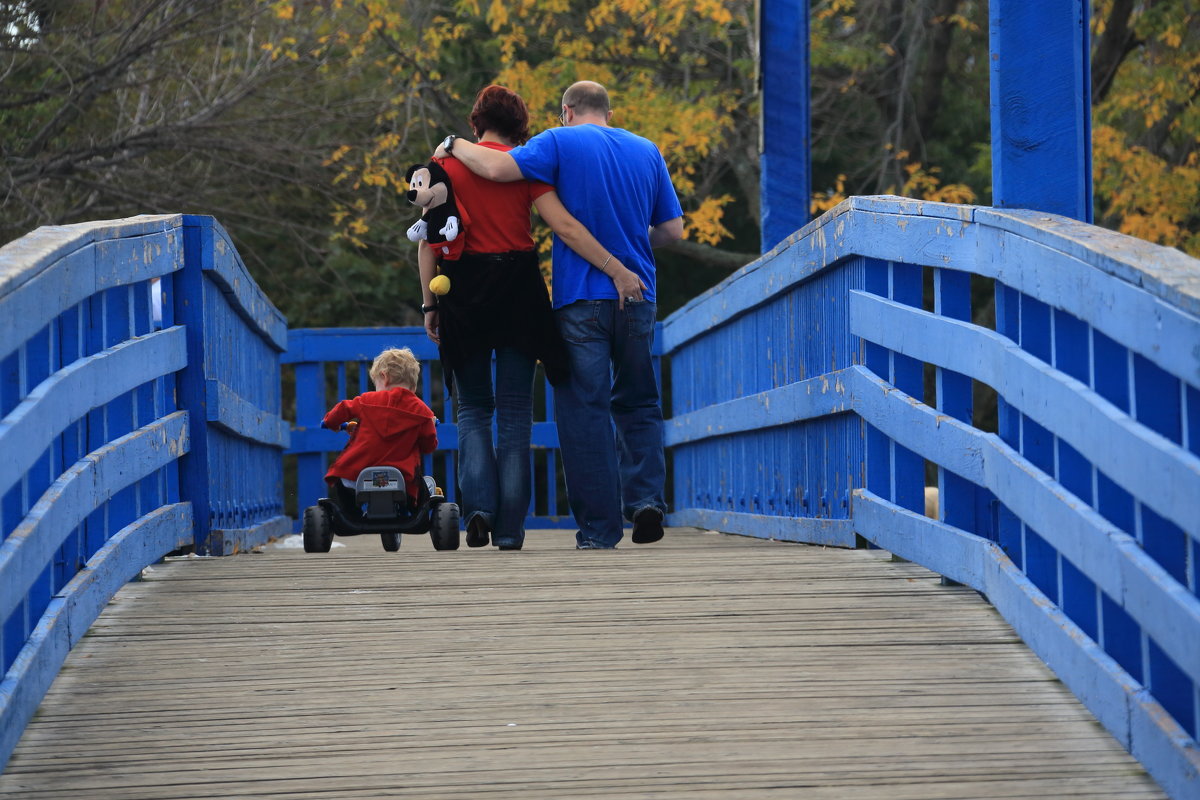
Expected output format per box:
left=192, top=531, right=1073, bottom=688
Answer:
left=323, top=387, right=437, bottom=499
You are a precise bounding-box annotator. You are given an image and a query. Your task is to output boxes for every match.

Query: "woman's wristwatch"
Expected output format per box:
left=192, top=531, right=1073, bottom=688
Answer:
left=421, top=303, right=438, bottom=314
left=441, top=134, right=457, bottom=154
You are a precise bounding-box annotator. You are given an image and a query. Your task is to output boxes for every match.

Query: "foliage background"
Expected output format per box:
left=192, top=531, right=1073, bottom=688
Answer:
left=2, top=0, right=1196, bottom=327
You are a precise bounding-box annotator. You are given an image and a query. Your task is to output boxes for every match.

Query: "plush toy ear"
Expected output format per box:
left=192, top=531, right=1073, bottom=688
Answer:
left=425, top=160, right=451, bottom=185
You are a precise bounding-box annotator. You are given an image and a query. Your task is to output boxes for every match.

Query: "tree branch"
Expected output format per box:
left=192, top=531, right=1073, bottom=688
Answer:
left=661, top=238, right=756, bottom=270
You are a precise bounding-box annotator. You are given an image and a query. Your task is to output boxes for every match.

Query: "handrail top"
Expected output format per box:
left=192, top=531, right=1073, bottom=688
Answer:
left=0, top=213, right=288, bottom=353
left=666, top=195, right=1200, bottom=339
left=0, top=215, right=182, bottom=298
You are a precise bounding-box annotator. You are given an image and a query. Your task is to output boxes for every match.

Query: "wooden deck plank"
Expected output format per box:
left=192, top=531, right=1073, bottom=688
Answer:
left=0, top=529, right=1165, bottom=799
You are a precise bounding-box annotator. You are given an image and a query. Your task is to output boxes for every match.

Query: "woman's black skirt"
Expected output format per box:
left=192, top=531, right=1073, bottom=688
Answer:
left=436, top=250, right=569, bottom=392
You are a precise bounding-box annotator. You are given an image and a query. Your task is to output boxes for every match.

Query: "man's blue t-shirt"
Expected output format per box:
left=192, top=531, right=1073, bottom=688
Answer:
left=510, top=125, right=682, bottom=308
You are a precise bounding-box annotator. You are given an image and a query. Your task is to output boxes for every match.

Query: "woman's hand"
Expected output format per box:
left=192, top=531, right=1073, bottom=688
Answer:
left=424, top=309, right=440, bottom=344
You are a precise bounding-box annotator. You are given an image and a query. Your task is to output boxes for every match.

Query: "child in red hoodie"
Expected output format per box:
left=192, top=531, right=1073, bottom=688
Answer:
left=323, top=347, right=438, bottom=516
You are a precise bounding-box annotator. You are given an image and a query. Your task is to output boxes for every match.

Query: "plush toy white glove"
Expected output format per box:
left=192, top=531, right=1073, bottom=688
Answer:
left=439, top=216, right=459, bottom=241
left=407, top=219, right=428, bottom=242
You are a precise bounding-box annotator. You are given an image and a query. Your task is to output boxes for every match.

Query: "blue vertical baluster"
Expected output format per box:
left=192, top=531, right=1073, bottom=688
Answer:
left=863, top=258, right=891, bottom=505
left=934, top=267, right=975, bottom=535
left=106, top=286, right=137, bottom=544
left=891, top=262, right=923, bottom=514
left=1053, top=308, right=1098, bottom=640
left=294, top=361, right=325, bottom=514
left=84, top=292, right=108, bottom=560
left=1131, top=351, right=1193, bottom=737
left=1019, top=293, right=1058, bottom=603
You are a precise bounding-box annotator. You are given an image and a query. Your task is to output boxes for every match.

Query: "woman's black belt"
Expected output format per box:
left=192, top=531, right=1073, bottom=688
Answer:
left=456, top=250, right=531, bottom=264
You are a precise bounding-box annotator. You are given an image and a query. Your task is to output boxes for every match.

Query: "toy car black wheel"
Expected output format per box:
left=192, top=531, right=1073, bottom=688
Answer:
left=302, top=505, right=333, bottom=553
left=430, top=502, right=460, bottom=551
left=381, top=532, right=401, bottom=552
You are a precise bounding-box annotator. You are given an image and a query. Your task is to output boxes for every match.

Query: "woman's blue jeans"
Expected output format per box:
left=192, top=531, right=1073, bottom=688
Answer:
left=554, top=299, right=666, bottom=548
left=453, top=347, right=536, bottom=548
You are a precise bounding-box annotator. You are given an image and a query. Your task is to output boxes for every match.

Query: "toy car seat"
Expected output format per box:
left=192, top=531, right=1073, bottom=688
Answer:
left=354, top=466, right=409, bottom=519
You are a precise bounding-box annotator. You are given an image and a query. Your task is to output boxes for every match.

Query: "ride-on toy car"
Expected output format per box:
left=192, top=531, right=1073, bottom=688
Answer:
left=301, top=467, right=460, bottom=553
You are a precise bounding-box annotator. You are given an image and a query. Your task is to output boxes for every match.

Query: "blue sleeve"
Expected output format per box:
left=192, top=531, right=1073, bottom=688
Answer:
left=510, top=131, right=559, bottom=185
left=650, top=154, right=683, bottom=227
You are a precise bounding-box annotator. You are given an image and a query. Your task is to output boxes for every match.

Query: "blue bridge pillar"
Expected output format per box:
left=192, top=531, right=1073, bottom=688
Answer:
left=759, top=0, right=811, bottom=253
left=990, top=0, right=1093, bottom=222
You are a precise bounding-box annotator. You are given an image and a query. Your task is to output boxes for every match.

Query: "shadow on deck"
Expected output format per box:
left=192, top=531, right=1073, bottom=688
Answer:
left=0, top=529, right=1163, bottom=800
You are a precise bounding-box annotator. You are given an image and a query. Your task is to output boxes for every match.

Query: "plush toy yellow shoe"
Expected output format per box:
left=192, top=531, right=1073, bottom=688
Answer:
left=429, top=274, right=450, bottom=295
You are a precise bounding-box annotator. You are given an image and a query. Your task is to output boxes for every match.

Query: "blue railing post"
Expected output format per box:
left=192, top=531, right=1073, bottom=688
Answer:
left=176, top=219, right=214, bottom=553
left=759, top=0, right=811, bottom=253
left=990, top=0, right=1093, bottom=222
left=177, top=216, right=290, bottom=555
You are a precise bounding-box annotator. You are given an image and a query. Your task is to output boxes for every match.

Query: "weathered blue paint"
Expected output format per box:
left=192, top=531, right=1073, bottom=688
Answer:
left=0, top=217, right=191, bottom=771
left=990, top=0, right=1093, bottom=222
left=205, top=379, right=290, bottom=448
left=661, top=195, right=1200, bottom=797
left=0, top=412, right=190, bottom=625
left=0, top=328, right=187, bottom=502
left=177, top=216, right=289, bottom=555
left=665, top=369, right=855, bottom=447
left=673, top=508, right=854, bottom=548
left=849, top=363, right=1200, bottom=689
left=854, top=489, right=1199, bottom=797
left=0, top=214, right=287, bottom=772
left=1, top=198, right=1198, bottom=797
left=759, top=0, right=810, bottom=253
left=850, top=291, right=1200, bottom=535
left=0, top=503, right=192, bottom=769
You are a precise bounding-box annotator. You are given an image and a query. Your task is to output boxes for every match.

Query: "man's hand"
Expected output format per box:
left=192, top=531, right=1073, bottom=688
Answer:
left=611, top=264, right=648, bottom=310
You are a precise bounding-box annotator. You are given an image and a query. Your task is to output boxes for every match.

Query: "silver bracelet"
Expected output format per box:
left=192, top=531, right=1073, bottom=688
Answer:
left=600, top=254, right=612, bottom=272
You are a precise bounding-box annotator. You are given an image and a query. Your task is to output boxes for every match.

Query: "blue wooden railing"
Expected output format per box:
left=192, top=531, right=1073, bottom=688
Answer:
left=0, top=215, right=289, bottom=768
left=1, top=199, right=1198, bottom=796
left=664, top=195, right=1200, bottom=798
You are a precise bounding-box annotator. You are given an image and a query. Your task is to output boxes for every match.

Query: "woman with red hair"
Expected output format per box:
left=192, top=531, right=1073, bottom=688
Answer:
left=417, top=85, right=640, bottom=551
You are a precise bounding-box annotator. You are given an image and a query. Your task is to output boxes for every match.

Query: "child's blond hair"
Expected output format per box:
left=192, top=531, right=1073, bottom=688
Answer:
left=369, top=347, right=420, bottom=392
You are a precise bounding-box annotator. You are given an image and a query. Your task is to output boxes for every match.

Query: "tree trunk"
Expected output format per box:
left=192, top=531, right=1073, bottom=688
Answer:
left=910, top=0, right=963, bottom=159
left=1091, top=0, right=1139, bottom=105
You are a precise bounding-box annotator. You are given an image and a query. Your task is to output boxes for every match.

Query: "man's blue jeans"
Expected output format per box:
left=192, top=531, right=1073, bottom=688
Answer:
left=453, top=347, right=536, bottom=548
left=554, top=299, right=666, bottom=548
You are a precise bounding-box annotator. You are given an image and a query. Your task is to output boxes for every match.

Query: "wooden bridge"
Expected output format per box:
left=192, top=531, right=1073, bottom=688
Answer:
left=3, top=2, right=1200, bottom=796
left=0, top=530, right=1169, bottom=799
left=3, top=197, right=1198, bottom=798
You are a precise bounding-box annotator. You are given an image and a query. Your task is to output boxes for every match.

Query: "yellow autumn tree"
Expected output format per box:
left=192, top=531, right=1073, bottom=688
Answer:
left=1092, top=1, right=1200, bottom=257
left=266, top=0, right=756, bottom=253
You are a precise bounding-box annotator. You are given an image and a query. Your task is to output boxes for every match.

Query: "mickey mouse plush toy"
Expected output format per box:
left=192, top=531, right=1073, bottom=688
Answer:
left=405, top=159, right=465, bottom=258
